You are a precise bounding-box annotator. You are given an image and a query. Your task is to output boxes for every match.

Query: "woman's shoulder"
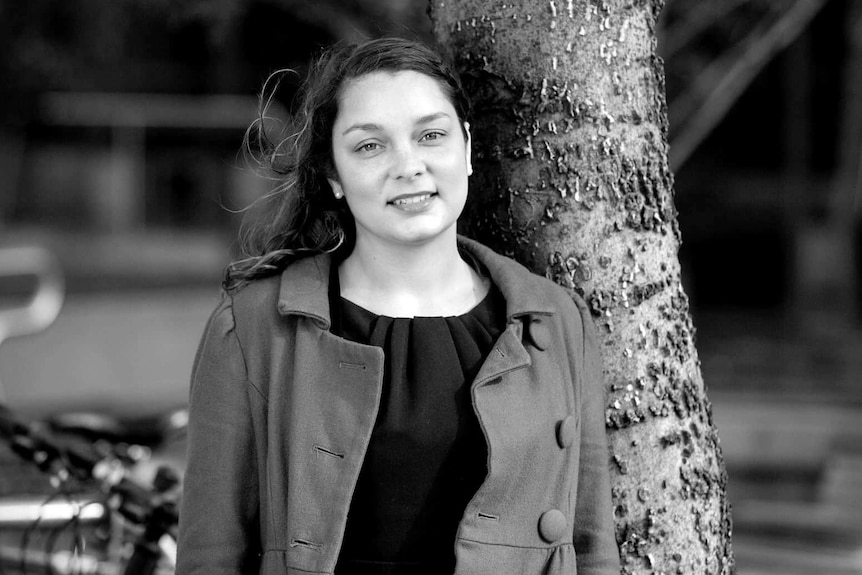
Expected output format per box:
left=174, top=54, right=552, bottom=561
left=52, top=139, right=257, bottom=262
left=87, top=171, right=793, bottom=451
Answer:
left=222, top=253, right=331, bottom=326
left=197, top=275, right=281, bottom=346
left=222, top=272, right=282, bottom=315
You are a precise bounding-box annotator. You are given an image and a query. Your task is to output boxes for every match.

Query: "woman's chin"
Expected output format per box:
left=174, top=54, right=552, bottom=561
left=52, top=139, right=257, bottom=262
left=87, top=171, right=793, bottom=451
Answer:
left=358, top=220, right=458, bottom=249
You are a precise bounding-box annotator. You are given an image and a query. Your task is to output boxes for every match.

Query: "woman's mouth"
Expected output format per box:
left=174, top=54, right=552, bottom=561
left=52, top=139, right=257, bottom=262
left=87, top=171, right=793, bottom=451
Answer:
left=389, top=192, right=437, bottom=211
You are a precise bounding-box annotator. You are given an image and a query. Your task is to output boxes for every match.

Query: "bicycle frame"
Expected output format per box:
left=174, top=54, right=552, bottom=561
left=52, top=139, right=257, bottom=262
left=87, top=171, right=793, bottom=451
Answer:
left=0, top=424, right=178, bottom=575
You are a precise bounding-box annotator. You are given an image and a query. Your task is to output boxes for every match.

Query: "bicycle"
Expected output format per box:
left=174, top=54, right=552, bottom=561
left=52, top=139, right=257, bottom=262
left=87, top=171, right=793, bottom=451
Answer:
left=0, top=402, right=183, bottom=575
left=0, top=246, right=183, bottom=575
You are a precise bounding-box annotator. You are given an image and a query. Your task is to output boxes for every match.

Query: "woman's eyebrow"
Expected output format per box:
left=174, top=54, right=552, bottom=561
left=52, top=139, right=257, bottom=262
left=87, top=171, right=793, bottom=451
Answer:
left=342, top=122, right=381, bottom=136
left=341, top=112, right=451, bottom=136
left=416, top=112, right=451, bottom=125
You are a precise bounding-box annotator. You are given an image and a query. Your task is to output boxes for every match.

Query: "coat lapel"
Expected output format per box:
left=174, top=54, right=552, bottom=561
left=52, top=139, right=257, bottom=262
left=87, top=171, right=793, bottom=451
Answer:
left=471, top=324, right=532, bottom=387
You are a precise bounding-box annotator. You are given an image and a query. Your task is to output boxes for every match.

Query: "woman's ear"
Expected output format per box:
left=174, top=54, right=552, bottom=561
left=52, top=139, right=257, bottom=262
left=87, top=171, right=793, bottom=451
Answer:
left=328, top=178, right=345, bottom=200
left=464, top=122, right=473, bottom=176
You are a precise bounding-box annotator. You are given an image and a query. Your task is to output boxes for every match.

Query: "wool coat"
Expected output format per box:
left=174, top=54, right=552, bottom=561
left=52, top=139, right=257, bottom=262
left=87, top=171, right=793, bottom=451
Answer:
left=176, top=237, right=621, bottom=575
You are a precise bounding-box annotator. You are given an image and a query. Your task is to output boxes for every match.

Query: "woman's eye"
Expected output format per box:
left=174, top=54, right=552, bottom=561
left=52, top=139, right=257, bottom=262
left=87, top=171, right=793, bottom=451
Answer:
left=421, top=131, right=446, bottom=142
left=355, top=142, right=381, bottom=153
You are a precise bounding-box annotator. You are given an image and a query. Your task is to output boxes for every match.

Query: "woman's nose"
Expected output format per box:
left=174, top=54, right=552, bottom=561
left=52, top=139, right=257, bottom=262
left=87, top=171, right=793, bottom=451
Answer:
left=390, top=144, right=425, bottom=180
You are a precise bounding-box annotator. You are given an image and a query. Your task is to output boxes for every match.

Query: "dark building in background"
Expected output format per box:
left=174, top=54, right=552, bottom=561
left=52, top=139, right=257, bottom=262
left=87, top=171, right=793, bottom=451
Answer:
left=662, top=0, right=862, bottom=402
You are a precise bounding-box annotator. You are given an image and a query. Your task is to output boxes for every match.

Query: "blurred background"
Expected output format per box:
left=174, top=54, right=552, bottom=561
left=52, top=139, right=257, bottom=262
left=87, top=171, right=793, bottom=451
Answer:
left=0, top=0, right=859, bottom=573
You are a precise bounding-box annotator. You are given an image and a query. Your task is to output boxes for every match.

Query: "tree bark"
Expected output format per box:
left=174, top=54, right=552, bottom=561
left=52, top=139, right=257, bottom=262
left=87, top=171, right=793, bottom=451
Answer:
left=428, top=1, right=735, bottom=573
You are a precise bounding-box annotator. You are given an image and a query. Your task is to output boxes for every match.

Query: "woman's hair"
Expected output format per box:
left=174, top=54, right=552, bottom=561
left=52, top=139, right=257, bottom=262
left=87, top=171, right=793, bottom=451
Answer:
left=224, top=37, right=471, bottom=290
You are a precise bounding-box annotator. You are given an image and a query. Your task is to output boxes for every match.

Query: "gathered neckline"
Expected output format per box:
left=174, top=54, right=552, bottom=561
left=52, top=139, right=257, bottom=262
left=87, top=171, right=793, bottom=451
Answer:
left=339, top=287, right=493, bottom=321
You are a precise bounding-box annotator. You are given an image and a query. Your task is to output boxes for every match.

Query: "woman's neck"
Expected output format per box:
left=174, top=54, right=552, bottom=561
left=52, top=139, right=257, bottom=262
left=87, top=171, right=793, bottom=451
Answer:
left=338, top=235, right=488, bottom=317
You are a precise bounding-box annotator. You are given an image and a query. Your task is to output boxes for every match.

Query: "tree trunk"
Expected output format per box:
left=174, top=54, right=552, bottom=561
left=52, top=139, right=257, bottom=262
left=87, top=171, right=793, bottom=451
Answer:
left=428, top=1, right=735, bottom=573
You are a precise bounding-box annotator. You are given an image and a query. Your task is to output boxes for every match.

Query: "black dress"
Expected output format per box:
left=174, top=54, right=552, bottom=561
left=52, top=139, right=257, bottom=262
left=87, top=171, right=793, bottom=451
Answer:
left=330, top=269, right=505, bottom=575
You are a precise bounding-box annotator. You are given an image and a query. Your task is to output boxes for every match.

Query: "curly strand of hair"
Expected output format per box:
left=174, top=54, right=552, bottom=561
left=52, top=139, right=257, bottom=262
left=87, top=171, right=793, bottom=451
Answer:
left=223, top=226, right=344, bottom=291
left=224, top=63, right=334, bottom=291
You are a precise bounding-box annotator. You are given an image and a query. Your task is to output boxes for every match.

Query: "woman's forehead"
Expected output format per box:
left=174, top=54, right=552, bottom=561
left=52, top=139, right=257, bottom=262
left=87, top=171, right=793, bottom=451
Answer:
left=335, top=70, right=455, bottom=122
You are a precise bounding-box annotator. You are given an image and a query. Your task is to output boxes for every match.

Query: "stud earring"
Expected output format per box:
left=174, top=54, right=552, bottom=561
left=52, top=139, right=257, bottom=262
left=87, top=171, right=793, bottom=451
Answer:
left=334, top=191, right=343, bottom=199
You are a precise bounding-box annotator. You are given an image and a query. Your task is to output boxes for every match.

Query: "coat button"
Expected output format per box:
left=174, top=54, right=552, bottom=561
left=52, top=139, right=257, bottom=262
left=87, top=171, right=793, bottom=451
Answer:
left=538, top=509, right=567, bottom=543
left=528, top=319, right=551, bottom=351
left=556, top=414, right=577, bottom=448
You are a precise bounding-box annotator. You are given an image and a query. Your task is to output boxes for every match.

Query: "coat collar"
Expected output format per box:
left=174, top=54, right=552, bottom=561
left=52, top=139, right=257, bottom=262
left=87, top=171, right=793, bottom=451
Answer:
left=276, top=236, right=557, bottom=329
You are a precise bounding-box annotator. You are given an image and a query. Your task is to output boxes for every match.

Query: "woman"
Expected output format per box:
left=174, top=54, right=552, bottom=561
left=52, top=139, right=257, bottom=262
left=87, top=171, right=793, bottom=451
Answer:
left=177, top=37, right=620, bottom=575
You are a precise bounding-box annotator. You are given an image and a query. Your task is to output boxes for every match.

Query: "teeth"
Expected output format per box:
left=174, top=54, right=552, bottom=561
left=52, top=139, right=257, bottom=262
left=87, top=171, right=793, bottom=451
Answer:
left=393, top=193, right=433, bottom=205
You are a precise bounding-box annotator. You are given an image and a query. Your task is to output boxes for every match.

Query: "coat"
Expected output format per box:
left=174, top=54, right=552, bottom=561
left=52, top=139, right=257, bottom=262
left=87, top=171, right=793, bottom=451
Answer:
left=176, top=236, right=621, bottom=575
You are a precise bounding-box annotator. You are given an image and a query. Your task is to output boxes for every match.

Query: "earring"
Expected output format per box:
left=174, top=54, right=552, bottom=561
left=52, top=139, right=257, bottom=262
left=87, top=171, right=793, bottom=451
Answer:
left=334, top=190, right=343, bottom=199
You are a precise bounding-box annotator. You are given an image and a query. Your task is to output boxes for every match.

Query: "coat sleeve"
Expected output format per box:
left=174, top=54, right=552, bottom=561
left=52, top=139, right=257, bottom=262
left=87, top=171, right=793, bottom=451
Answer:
left=176, top=294, right=261, bottom=575
left=571, top=297, right=622, bottom=574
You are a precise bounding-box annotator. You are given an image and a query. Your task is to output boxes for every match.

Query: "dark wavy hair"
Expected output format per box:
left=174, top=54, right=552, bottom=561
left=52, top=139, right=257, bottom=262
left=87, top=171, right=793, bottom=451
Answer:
left=224, top=37, right=471, bottom=290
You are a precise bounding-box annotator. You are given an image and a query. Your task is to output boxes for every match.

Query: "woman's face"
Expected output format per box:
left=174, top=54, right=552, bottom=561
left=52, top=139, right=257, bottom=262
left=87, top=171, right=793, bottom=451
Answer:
left=328, top=70, right=472, bottom=251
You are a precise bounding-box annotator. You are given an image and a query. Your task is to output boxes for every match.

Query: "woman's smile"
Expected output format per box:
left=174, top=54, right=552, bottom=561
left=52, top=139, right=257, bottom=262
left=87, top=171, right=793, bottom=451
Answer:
left=389, top=192, right=438, bottom=211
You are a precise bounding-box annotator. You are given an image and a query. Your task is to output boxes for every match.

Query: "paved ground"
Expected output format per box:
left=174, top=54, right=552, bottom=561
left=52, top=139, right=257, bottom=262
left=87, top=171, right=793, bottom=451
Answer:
left=0, top=287, right=219, bottom=416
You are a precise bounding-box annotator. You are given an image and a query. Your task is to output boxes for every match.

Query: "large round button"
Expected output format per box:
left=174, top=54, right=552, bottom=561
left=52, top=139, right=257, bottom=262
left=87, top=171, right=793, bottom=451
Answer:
left=528, top=319, right=551, bottom=351
left=556, top=414, right=577, bottom=448
left=538, top=509, right=567, bottom=543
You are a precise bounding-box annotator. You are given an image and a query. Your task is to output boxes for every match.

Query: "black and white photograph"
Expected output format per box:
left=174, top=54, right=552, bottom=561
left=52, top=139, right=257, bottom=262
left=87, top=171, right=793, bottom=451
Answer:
left=0, top=1, right=860, bottom=574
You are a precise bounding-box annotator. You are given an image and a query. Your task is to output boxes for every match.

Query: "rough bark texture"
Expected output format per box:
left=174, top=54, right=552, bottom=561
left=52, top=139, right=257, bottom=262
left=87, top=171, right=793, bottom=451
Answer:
left=428, top=1, right=735, bottom=573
